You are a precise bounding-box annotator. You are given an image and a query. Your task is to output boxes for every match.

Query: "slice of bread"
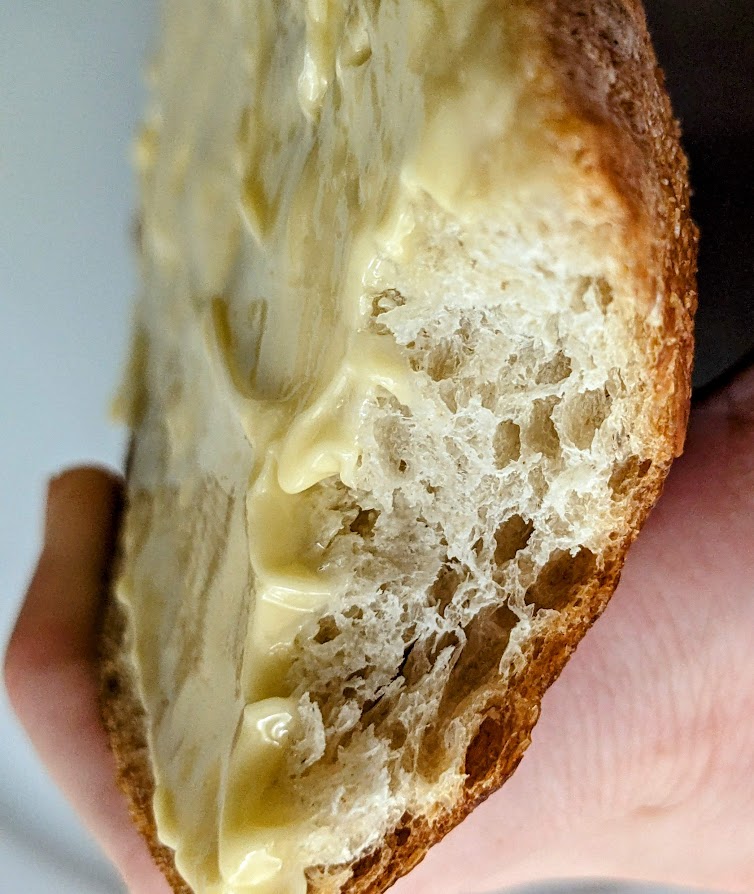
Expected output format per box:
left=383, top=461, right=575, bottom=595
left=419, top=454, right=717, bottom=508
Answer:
left=99, top=2, right=697, bottom=893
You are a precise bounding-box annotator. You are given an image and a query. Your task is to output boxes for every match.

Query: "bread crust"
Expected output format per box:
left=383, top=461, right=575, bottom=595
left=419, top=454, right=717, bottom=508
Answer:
left=100, top=593, right=194, bottom=894
left=543, top=0, right=697, bottom=456
left=98, top=2, right=697, bottom=892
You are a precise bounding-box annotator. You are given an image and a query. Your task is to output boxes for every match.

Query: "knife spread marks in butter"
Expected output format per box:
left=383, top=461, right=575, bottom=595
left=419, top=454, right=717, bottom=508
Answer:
left=116, top=1, right=521, bottom=892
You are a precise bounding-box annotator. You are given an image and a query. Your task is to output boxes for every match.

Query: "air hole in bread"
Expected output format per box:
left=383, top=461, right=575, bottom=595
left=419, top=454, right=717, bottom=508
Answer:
left=609, top=454, right=652, bottom=497
left=394, top=640, right=423, bottom=687
left=479, top=381, right=498, bottom=411
left=349, top=843, right=381, bottom=879
left=563, top=388, right=612, bottom=449
left=464, top=712, right=506, bottom=788
left=393, top=824, right=411, bottom=848
left=525, top=547, right=597, bottom=611
left=493, top=419, right=521, bottom=468
left=359, top=642, right=422, bottom=742
left=371, top=288, right=405, bottom=318
left=425, top=338, right=466, bottom=382
left=450, top=605, right=519, bottom=700
left=419, top=604, right=517, bottom=779
left=535, top=351, right=572, bottom=385
left=428, top=561, right=466, bottom=616
left=371, top=289, right=405, bottom=335
left=576, top=275, right=615, bottom=313
left=526, top=397, right=561, bottom=458
left=394, top=632, right=459, bottom=690
left=594, top=277, right=614, bottom=311
left=493, top=514, right=534, bottom=567
left=314, top=616, right=341, bottom=645
left=349, top=508, right=380, bottom=537
left=427, top=629, right=462, bottom=666
left=438, top=382, right=458, bottom=413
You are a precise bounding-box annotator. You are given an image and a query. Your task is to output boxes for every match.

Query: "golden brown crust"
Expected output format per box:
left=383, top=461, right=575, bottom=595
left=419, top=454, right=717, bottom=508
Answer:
left=541, top=0, right=698, bottom=458
left=98, top=2, right=697, bottom=893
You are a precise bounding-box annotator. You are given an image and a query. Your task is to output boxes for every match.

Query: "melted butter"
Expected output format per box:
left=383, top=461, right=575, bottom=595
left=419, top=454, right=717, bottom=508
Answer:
left=219, top=699, right=306, bottom=894
left=120, top=2, right=524, bottom=892
left=298, top=0, right=347, bottom=119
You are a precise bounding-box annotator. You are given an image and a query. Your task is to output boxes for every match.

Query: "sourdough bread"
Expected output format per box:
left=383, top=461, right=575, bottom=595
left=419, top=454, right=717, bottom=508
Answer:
left=100, top=2, right=697, bottom=893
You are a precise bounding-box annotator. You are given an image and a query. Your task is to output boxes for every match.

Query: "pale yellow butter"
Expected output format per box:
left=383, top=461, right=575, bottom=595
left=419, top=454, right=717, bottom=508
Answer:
left=119, top=2, right=520, bottom=892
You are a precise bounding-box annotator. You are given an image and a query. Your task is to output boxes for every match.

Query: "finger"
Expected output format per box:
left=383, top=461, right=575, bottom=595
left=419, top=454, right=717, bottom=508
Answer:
left=4, top=467, right=172, bottom=894
left=9, top=468, right=122, bottom=667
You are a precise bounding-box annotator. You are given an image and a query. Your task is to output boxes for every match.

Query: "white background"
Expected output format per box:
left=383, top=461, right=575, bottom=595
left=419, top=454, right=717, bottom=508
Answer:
left=0, top=3, right=721, bottom=894
left=1, top=3, right=154, bottom=891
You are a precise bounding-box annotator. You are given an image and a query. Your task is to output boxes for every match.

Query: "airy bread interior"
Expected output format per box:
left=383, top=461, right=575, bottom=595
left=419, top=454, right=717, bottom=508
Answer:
left=278, top=192, right=654, bottom=871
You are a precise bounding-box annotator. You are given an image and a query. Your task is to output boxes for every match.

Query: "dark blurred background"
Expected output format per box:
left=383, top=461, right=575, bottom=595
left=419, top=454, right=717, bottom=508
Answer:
left=644, top=0, right=754, bottom=388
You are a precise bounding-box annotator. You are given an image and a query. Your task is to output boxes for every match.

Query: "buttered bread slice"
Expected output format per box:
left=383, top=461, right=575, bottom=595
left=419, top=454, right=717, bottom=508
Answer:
left=100, top=2, right=697, bottom=894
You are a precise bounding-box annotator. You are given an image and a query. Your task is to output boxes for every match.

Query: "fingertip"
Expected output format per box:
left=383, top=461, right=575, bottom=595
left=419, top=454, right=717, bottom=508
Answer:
left=44, top=466, right=123, bottom=561
left=48, top=463, right=123, bottom=487
left=6, top=464, right=125, bottom=694
left=46, top=464, right=123, bottom=518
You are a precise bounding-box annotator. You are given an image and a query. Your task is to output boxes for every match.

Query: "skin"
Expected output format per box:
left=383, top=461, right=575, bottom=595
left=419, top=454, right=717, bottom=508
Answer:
left=4, top=365, right=754, bottom=894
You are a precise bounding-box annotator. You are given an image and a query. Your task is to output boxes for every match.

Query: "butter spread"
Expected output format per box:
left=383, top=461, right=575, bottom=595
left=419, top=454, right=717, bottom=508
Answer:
left=117, top=2, right=522, bottom=892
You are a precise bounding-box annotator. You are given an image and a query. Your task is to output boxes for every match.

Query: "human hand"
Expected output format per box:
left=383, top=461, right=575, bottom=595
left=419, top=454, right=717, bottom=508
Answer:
left=4, top=366, right=754, bottom=894
left=3, top=468, right=171, bottom=894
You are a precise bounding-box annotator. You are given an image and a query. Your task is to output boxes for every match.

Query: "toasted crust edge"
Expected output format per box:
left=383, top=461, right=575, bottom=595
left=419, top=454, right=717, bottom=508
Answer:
left=98, top=2, right=698, bottom=893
